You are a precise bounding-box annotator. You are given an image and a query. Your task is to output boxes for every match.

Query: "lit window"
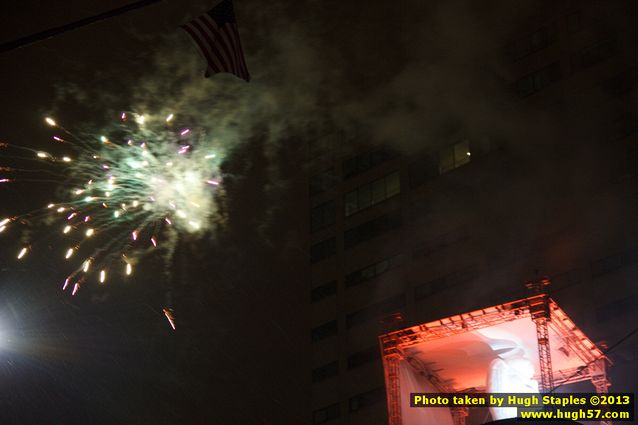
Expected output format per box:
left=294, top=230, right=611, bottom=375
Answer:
left=439, top=140, right=471, bottom=173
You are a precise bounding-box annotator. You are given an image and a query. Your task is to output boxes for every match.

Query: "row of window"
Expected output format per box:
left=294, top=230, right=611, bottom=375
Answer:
left=344, top=171, right=400, bottom=216
left=309, top=167, right=338, bottom=197
left=343, top=149, right=397, bottom=180
left=311, top=293, right=406, bottom=342
left=551, top=247, right=638, bottom=323
left=512, top=36, right=617, bottom=99
left=574, top=38, right=616, bottom=71
left=311, top=255, right=401, bottom=303
left=408, top=140, right=478, bottom=189
left=345, top=254, right=402, bottom=288
left=504, top=23, right=558, bottom=63
left=312, top=265, right=481, bottom=341
left=346, top=294, right=405, bottom=329
left=514, top=61, right=561, bottom=98
left=310, top=170, right=400, bottom=233
left=312, top=209, right=473, bottom=266
left=344, top=210, right=402, bottom=250
left=311, top=211, right=402, bottom=263
left=310, top=139, right=476, bottom=232
left=414, top=265, right=479, bottom=300
left=311, top=280, right=337, bottom=302
left=312, top=387, right=386, bottom=424
left=311, top=200, right=336, bottom=232
left=310, top=237, right=336, bottom=263
left=309, top=149, right=398, bottom=198
left=312, top=346, right=381, bottom=384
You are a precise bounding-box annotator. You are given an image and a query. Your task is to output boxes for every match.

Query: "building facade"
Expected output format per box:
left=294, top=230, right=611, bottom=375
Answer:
left=307, top=2, right=638, bottom=424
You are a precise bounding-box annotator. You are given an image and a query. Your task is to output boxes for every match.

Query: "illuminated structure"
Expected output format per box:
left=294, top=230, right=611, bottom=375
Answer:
left=379, top=294, right=610, bottom=425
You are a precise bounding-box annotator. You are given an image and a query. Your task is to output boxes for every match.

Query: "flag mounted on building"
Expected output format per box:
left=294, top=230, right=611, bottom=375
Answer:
left=180, top=0, right=250, bottom=81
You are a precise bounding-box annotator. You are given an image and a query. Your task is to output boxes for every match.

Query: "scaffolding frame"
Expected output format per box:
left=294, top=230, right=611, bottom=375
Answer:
left=380, top=295, right=611, bottom=425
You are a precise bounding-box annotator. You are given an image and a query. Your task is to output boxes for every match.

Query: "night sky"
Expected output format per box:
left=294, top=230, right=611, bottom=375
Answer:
left=1, top=1, right=638, bottom=424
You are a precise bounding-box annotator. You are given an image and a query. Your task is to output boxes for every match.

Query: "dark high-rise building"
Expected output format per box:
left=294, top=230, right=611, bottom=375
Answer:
left=306, top=2, right=638, bottom=424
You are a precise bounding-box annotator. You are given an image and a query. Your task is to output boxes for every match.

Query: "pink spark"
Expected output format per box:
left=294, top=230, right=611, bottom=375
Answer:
left=72, top=283, right=79, bottom=296
left=178, top=145, right=190, bottom=154
left=163, top=309, right=176, bottom=330
left=0, top=178, right=11, bottom=183
left=121, top=112, right=127, bottom=121
left=140, top=142, right=147, bottom=149
left=132, top=230, right=138, bottom=241
left=164, top=217, right=172, bottom=225
left=180, top=128, right=190, bottom=136
left=102, top=164, right=110, bottom=170
left=53, top=136, right=64, bottom=142
left=207, top=180, right=220, bottom=186
left=151, top=237, right=157, bottom=247
left=62, top=278, right=70, bottom=290
left=84, top=216, right=91, bottom=223
left=67, top=212, right=77, bottom=220
left=127, top=139, right=133, bottom=146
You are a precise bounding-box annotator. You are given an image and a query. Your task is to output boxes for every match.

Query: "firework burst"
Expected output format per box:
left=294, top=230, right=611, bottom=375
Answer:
left=1, top=112, right=223, bottom=327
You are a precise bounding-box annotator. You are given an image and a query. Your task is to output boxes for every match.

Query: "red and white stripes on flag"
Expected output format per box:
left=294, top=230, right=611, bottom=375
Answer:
left=180, top=0, right=250, bottom=81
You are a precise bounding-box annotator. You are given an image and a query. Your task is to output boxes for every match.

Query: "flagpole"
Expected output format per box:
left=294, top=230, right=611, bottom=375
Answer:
left=0, top=0, right=162, bottom=54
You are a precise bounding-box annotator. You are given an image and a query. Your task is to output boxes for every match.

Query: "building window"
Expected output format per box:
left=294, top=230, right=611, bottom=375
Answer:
left=591, top=254, right=622, bottom=277
left=414, top=265, right=479, bottom=300
left=311, top=320, right=338, bottom=342
left=504, top=24, right=558, bottom=62
left=439, top=140, right=471, bottom=174
left=346, top=294, right=405, bottom=329
left=347, top=346, right=381, bottom=370
left=552, top=268, right=582, bottom=291
left=349, top=387, right=386, bottom=413
left=577, top=39, right=616, bottom=70
left=310, top=168, right=337, bottom=197
left=566, top=11, right=582, bottom=33
left=344, top=171, right=400, bottom=216
left=342, top=149, right=397, bottom=180
left=313, top=403, right=340, bottom=424
left=344, top=210, right=402, bottom=249
left=601, top=70, right=635, bottom=97
left=311, top=201, right=336, bottom=232
left=514, top=62, right=561, bottom=98
left=310, top=237, right=336, bottom=263
left=312, top=361, right=339, bottom=383
left=345, top=255, right=402, bottom=288
left=311, top=280, right=337, bottom=302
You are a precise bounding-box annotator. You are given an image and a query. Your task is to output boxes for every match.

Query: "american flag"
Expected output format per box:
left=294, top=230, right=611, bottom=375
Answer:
left=180, top=0, right=250, bottom=81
